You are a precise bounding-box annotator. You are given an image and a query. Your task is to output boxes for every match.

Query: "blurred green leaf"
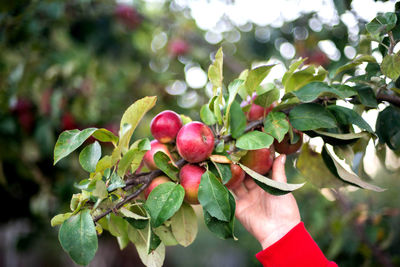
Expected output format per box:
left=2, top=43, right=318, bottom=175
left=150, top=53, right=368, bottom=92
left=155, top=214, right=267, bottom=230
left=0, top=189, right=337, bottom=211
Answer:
left=327, top=105, right=373, bottom=133
left=208, top=47, right=224, bottom=94
left=376, top=105, right=400, bottom=150
left=92, top=128, right=119, bottom=145
left=210, top=161, right=232, bottom=184
left=93, top=180, right=108, bottom=199
left=254, top=83, right=280, bottom=107
left=291, top=82, right=356, bottom=102
left=153, top=225, right=178, bottom=246
left=107, top=173, right=126, bottom=192
left=200, top=104, right=217, bottom=125
left=51, top=212, right=73, bottom=227
left=355, top=86, right=378, bottom=108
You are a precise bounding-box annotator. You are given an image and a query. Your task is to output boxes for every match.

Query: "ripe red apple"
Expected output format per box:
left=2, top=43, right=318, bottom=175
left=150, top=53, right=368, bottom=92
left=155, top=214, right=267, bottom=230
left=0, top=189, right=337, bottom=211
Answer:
left=225, top=164, right=245, bottom=190
left=241, top=94, right=276, bottom=121
left=179, top=164, right=206, bottom=204
left=150, top=110, right=183, bottom=143
left=143, top=140, right=173, bottom=170
left=176, top=121, right=214, bottom=163
left=274, top=130, right=303, bottom=155
left=144, top=175, right=170, bottom=199
left=240, top=146, right=275, bottom=175
left=168, top=39, right=189, bottom=57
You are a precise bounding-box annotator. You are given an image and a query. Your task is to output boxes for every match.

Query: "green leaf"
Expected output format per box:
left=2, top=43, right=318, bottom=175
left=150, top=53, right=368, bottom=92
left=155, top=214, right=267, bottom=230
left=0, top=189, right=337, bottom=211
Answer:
left=355, top=86, right=378, bottom=108
left=51, top=212, right=72, bottom=227
left=297, top=143, right=344, bottom=188
left=59, top=209, right=98, bottom=266
left=334, top=55, right=376, bottom=77
left=170, top=203, right=198, bottom=247
left=366, top=12, right=397, bottom=35
left=93, top=180, right=108, bottom=199
left=198, top=171, right=231, bottom=221
left=229, top=101, right=246, bottom=139
left=376, top=105, right=400, bottom=150
left=291, top=82, right=356, bottom=102
left=313, top=130, right=371, bottom=140
left=118, top=96, right=157, bottom=153
left=200, top=104, right=217, bottom=125
left=245, top=65, right=275, bottom=95
left=153, top=151, right=179, bottom=182
left=289, top=103, right=337, bottom=131
left=180, top=114, right=192, bottom=125
left=120, top=207, right=148, bottom=220
left=148, top=228, right=162, bottom=253
left=381, top=52, right=400, bottom=80
left=107, top=172, right=126, bottom=192
left=284, top=65, right=327, bottom=93
left=254, top=84, right=280, bottom=107
left=145, top=182, right=185, bottom=228
left=210, top=161, right=232, bottom=184
left=263, top=112, right=289, bottom=142
left=214, top=95, right=223, bottom=125
left=239, top=164, right=304, bottom=195
left=79, top=141, right=101, bottom=173
left=54, top=128, right=97, bottom=165
left=92, top=128, right=119, bottom=145
left=95, top=155, right=112, bottom=173
left=153, top=225, right=178, bottom=246
left=327, top=105, right=373, bottom=133
left=208, top=47, right=224, bottom=94
left=225, top=79, right=245, bottom=128
left=204, top=191, right=236, bottom=239
left=236, top=131, right=274, bottom=150
left=282, top=58, right=307, bottom=86
left=118, top=148, right=145, bottom=177
left=128, top=225, right=165, bottom=267
left=324, top=145, right=385, bottom=192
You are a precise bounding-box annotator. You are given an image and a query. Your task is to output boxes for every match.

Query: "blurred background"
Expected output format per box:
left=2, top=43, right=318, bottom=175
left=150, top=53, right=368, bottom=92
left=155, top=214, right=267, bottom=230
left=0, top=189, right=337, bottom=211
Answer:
left=1, top=0, right=400, bottom=266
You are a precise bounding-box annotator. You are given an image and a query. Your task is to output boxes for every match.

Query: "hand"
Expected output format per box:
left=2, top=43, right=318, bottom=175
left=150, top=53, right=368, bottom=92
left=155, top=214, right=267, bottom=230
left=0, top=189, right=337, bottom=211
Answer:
left=232, top=154, right=301, bottom=249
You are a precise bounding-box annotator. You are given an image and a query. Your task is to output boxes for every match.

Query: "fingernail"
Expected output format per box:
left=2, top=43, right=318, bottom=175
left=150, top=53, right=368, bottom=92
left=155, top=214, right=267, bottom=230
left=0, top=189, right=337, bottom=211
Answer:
left=281, top=154, right=286, bottom=163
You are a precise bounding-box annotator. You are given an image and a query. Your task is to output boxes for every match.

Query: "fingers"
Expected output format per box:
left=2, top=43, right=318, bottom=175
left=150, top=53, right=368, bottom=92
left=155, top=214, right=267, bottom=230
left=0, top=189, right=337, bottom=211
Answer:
left=271, top=154, right=287, bottom=183
left=243, top=176, right=257, bottom=190
left=231, top=183, right=248, bottom=198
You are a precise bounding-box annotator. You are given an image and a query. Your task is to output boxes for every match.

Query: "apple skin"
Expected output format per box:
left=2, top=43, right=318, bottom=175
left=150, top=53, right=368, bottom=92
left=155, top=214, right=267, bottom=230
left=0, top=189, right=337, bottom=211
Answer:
left=150, top=110, right=183, bottom=143
left=144, top=176, right=170, bottom=199
left=143, top=140, right=173, bottom=170
left=274, top=131, right=303, bottom=155
left=176, top=121, right=214, bottom=163
left=241, top=95, right=276, bottom=121
left=179, top=164, right=206, bottom=204
left=225, top=164, right=245, bottom=190
left=240, top=146, right=275, bottom=175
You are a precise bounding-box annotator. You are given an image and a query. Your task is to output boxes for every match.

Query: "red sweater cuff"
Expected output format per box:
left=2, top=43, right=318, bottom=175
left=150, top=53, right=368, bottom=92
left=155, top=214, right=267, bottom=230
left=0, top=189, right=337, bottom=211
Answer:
left=255, top=222, right=337, bottom=267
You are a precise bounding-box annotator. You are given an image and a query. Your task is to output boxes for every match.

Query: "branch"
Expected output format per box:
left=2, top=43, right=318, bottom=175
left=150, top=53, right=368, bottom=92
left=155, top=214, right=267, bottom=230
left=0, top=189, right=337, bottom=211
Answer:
left=377, top=91, right=400, bottom=107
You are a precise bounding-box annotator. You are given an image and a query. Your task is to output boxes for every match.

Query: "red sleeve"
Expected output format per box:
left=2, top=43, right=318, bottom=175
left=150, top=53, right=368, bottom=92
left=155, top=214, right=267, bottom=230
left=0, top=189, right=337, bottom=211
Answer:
left=255, top=222, right=338, bottom=267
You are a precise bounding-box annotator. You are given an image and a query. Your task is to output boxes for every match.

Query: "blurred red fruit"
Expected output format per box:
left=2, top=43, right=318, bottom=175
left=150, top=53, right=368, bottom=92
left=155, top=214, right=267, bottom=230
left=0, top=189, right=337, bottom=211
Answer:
left=168, top=39, right=190, bottom=56
left=114, top=4, right=141, bottom=30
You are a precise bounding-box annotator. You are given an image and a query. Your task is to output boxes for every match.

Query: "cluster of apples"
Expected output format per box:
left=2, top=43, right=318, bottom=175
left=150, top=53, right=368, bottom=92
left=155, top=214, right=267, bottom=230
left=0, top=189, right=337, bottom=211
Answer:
left=143, top=101, right=303, bottom=204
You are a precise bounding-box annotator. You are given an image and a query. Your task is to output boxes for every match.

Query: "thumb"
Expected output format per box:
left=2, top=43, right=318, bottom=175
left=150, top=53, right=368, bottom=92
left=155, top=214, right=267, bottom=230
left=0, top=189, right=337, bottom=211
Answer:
left=271, top=154, right=287, bottom=183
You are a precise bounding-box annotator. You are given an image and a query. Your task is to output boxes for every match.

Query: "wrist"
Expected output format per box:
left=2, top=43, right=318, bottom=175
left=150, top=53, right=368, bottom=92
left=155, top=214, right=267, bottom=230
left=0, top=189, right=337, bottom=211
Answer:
left=258, top=221, right=300, bottom=250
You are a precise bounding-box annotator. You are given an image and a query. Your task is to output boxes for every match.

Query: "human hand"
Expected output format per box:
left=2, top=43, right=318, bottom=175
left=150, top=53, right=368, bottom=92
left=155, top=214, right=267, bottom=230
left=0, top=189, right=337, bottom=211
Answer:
left=232, top=154, right=301, bottom=249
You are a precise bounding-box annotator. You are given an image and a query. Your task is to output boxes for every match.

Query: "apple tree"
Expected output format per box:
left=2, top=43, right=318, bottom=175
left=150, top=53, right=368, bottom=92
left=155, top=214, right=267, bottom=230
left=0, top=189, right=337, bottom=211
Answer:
left=49, top=4, right=400, bottom=265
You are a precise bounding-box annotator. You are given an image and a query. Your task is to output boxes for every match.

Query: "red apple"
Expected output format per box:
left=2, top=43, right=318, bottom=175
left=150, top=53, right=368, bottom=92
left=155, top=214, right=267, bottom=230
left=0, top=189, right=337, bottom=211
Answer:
left=240, top=146, right=275, bottom=175
left=143, top=140, right=173, bottom=170
left=225, top=164, right=245, bottom=190
left=150, top=110, right=183, bottom=143
left=179, top=164, right=206, bottom=204
left=274, top=130, right=303, bottom=155
left=176, top=121, right=214, bottom=163
left=241, top=95, right=276, bottom=121
left=144, top=175, right=170, bottom=199
left=168, top=39, right=190, bottom=57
